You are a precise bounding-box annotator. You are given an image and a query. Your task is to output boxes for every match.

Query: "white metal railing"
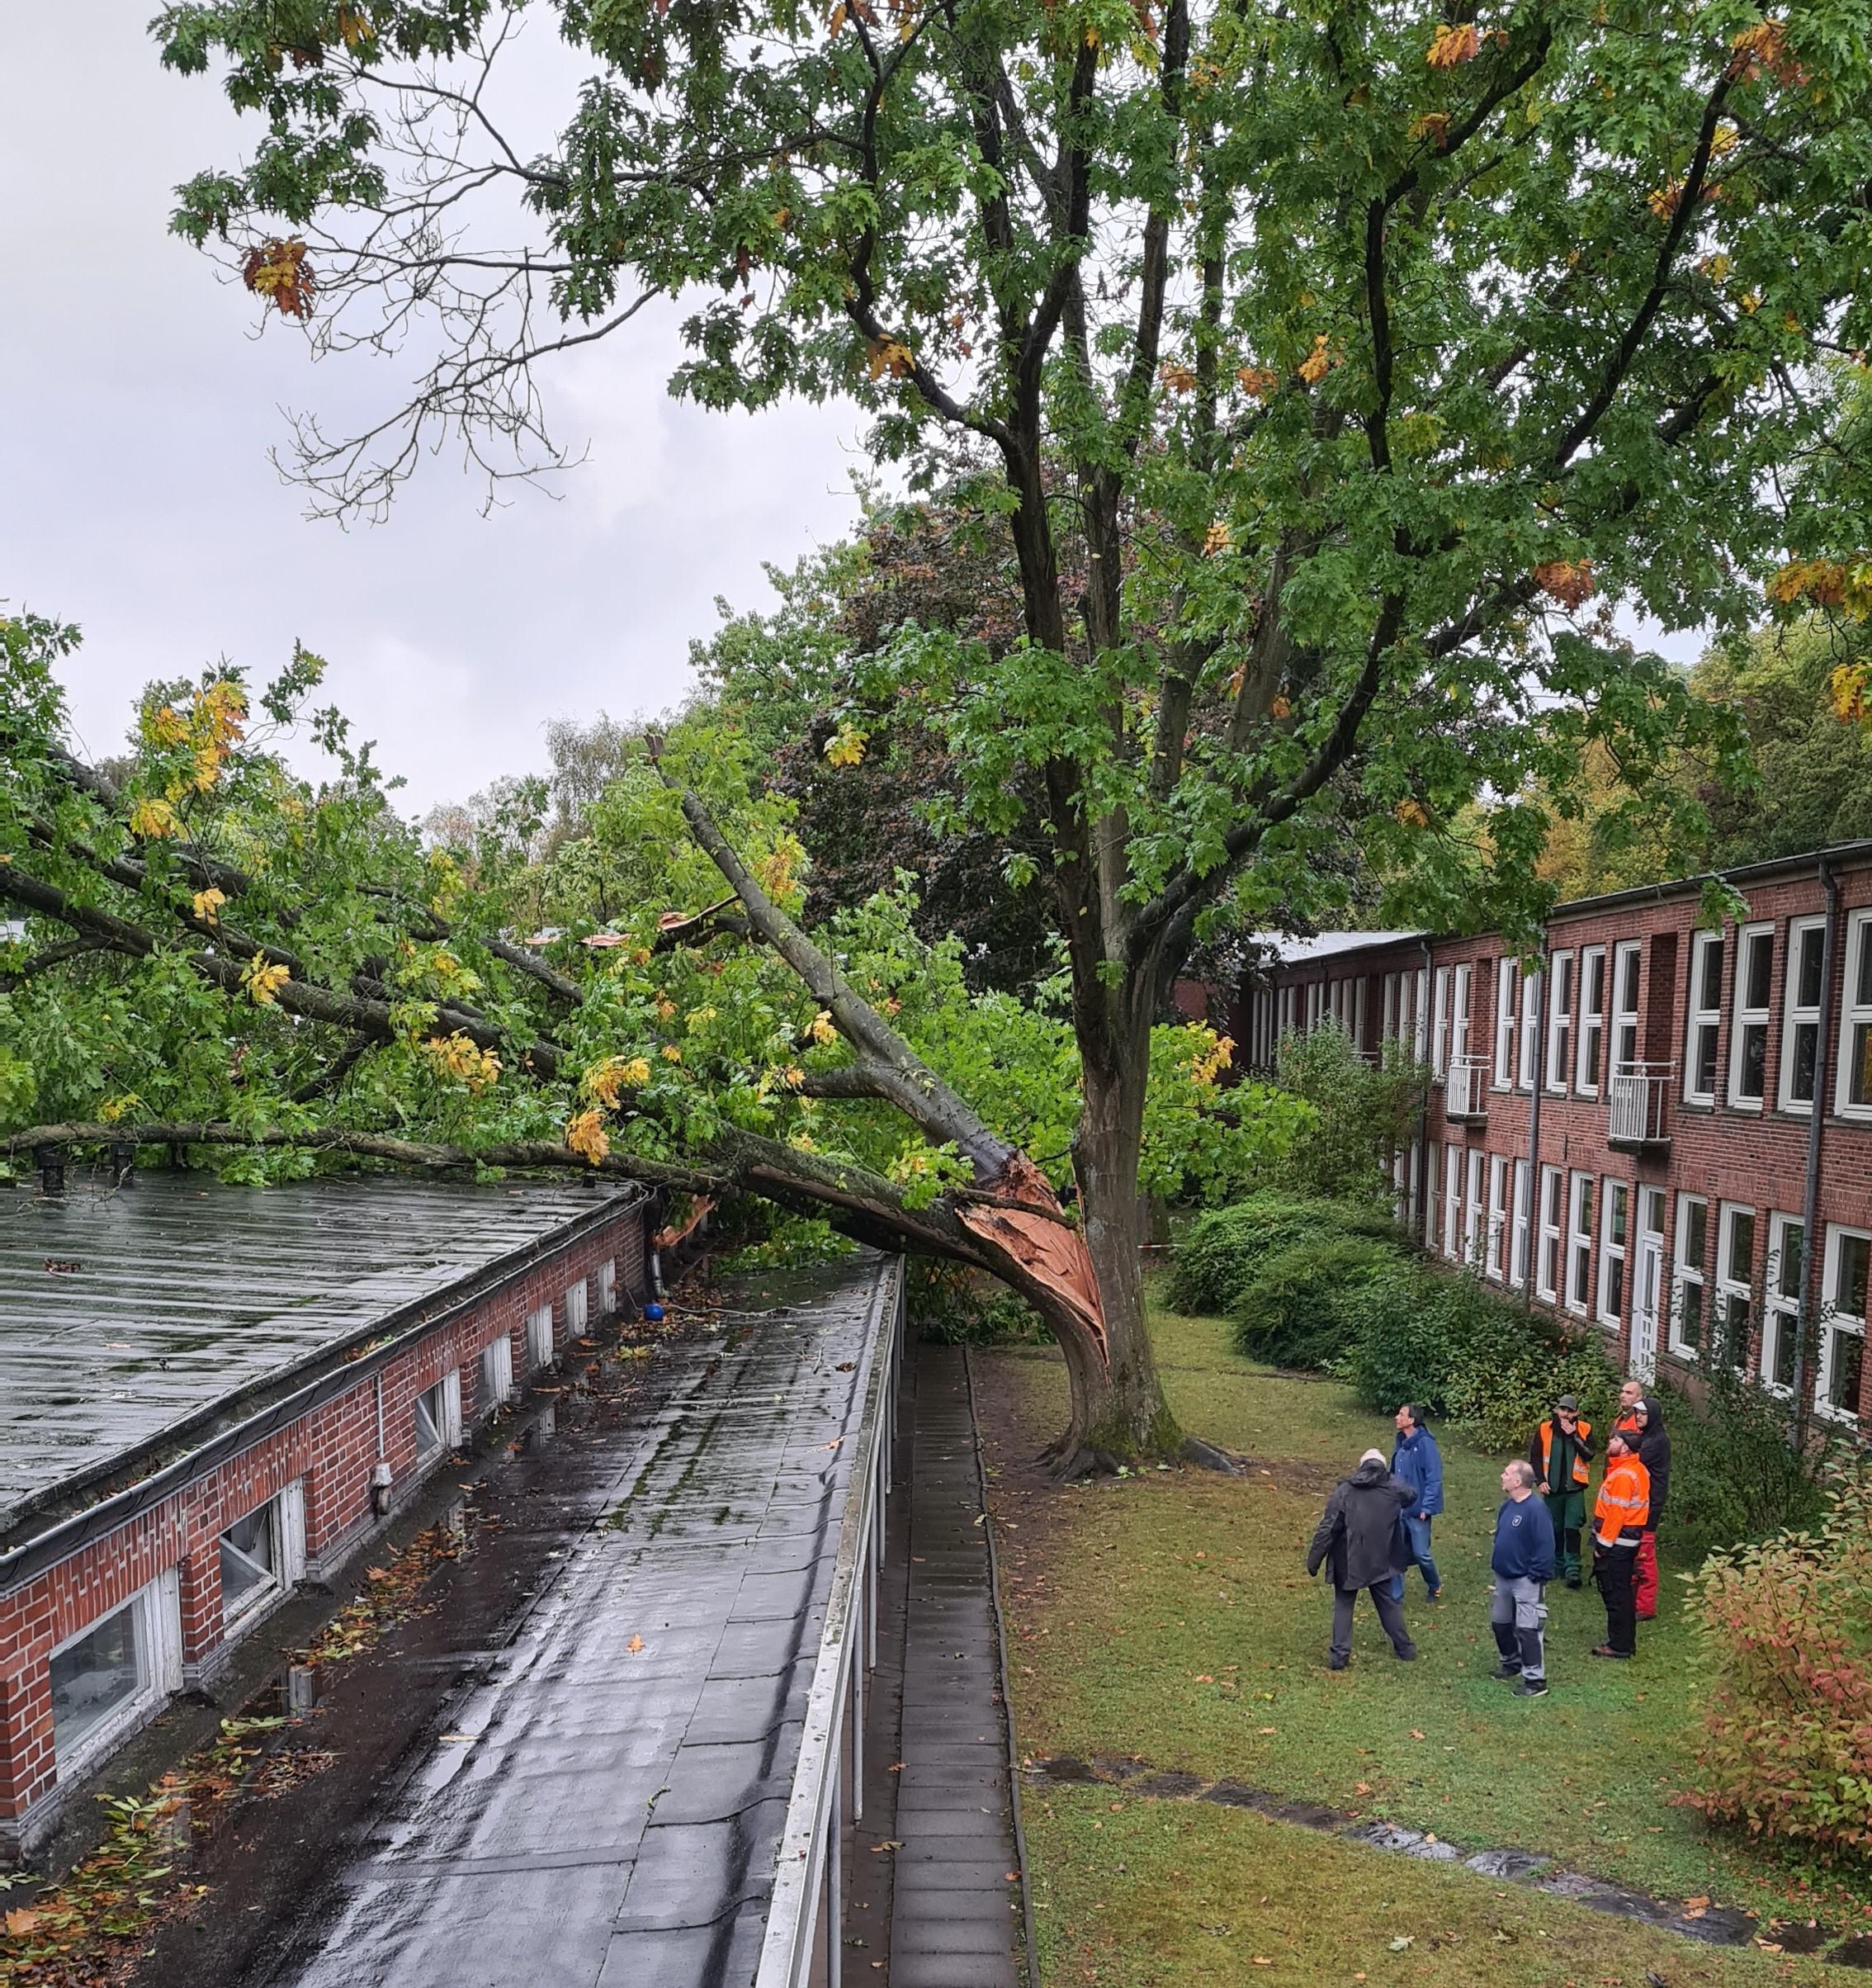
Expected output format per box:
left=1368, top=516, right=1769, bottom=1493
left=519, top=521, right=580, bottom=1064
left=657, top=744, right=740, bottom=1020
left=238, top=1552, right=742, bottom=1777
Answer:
left=1609, top=1061, right=1673, bottom=1143
left=754, top=1257, right=904, bottom=1988
left=1445, top=1053, right=1490, bottom=1119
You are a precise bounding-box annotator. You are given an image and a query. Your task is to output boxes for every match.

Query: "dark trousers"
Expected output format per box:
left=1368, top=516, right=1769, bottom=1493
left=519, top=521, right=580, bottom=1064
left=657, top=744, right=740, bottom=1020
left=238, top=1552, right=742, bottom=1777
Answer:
left=1595, top=1543, right=1638, bottom=1654
left=1543, top=1488, right=1586, bottom=1583
left=1331, top=1582, right=1415, bottom=1664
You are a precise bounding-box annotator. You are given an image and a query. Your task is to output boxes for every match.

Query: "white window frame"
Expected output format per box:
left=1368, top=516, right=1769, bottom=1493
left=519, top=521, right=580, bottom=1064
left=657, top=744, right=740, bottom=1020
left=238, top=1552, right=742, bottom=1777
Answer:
left=414, top=1372, right=464, bottom=1459
left=565, top=1277, right=590, bottom=1337
left=1684, top=929, right=1724, bottom=1105
left=1761, top=1212, right=1805, bottom=1397
left=1671, top=1193, right=1710, bottom=1359
left=1565, top=1170, right=1594, bottom=1317
left=1382, top=972, right=1398, bottom=1044
left=1486, top=1154, right=1508, bottom=1281
left=1818, top=1224, right=1869, bottom=1422
left=1517, top=968, right=1542, bottom=1093
left=1450, top=963, right=1473, bottom=1064
left=526, top=1303, right=555, bottom=1372
left=1596, top=1177, right=1629, bottom=1330
left=478, top=1334, right=514, bottom=1414
left=48, top=1570, right=183, bottom=1784
left=1510, top=1158, right=1532, bottom=1290
left=1412, top=968, right=1430, bottom=1062
left=1463, top=1148, right=1485, bottom=1266
left=1545, top=949, right=1575, bottom=1093
left=1835, top=910, right=1872, bottom=1120
left=1430, top=967, right=1452, bottom=1077
left=1493, top=958, right=1517, bottom=1091
left=1780, top=916, right=1827, bottom=1114
left=1424, top=1141, right=1440, bottom=1251
left=1577, top=945, right=1607, bottom=1096
left=1727, top=923, right=1774, bottom=1110
left=220, top=1480, right=307, bottom=1634
left=1442, top=1143, right=1462, bottom=1260
left=1536, top=1164, right=1563, bottom=1302
left=1715, top=1201, right=1757, bottom=1372
left=1611, top=939, right=1643, bottom=1076
left=597, top=1258, right=617, bottom=1316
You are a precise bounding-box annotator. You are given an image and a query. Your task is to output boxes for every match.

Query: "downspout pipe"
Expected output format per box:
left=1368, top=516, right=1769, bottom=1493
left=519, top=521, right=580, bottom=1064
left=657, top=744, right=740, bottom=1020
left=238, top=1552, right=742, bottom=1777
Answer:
left=1791, top=857, right=1839, bottom=1437
left=1416, top=938, right=1434, bottom=1242
left=1524, top=930, right=1547, bottom=1315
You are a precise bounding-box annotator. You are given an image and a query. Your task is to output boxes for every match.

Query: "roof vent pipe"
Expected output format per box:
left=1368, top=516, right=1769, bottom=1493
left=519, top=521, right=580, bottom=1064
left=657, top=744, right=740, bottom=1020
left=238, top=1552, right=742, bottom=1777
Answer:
left=34, top=1146, right=64, bottom=1198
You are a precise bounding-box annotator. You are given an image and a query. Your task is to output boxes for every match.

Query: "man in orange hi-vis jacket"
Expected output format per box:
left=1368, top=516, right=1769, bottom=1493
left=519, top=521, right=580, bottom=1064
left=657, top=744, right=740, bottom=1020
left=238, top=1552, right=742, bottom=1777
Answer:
left=1590, top=1428, right=1651, bottom=1660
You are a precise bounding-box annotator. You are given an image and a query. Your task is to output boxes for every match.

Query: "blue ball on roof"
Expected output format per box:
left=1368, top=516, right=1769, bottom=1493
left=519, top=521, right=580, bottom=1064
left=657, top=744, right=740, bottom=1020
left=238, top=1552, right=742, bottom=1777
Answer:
left=643, top=1301, right=666, bottom=1323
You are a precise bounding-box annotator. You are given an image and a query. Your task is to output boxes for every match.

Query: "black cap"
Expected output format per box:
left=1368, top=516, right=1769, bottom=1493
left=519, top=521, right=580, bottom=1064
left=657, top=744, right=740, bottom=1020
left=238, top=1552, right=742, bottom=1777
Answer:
left=1555, top=1394, right=1578, bottom=1413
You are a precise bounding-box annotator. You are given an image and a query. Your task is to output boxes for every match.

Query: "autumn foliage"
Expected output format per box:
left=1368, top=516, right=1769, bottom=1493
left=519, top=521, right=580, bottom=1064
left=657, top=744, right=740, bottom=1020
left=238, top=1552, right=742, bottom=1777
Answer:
left=1682, top=1466, right=1872, bottom=1859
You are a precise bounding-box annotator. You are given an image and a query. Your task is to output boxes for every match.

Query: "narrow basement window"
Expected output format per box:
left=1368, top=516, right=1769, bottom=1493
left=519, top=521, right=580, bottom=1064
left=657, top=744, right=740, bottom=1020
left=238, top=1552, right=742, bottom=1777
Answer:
left=479, top=1336, right=513, bottom=1413
left=220, top=1502, right=281, bottom=1623
left=413, top=1375, right=461, bottom=1459
left=50, top=1602, right=146, bottom=1763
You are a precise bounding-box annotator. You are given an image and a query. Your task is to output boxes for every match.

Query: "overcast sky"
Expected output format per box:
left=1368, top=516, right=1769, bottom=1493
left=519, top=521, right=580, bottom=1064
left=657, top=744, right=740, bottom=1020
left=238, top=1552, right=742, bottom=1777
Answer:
left=2, top=6, right=868, bottom=817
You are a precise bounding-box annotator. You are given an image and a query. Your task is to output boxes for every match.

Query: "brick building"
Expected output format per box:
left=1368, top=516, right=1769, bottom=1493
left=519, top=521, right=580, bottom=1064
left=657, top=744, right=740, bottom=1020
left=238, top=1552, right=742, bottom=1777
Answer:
left=0, top=1171, right=650, bottom=1855
left=1237, top=845, right=1872, bottom=1428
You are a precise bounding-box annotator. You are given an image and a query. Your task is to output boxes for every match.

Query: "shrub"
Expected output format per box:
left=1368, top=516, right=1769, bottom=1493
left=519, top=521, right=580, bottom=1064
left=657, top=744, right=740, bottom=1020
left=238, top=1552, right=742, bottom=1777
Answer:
left=1231, top=1233, right=1405, bottom=1369
left=1170, top=1193, right=1404, bottom=1315
left=1272, top=1023, right=1427, bottom=1202
left=1333, top=1260, right=1464, bottom=1415
left=1651, top=1367, right=1843, bottom=1560
left=1682, top=1464, right=1872, bottom=1860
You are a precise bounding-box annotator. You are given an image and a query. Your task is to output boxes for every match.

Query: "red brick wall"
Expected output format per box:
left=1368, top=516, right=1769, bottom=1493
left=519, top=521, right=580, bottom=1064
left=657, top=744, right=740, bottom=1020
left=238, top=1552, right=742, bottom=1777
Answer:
left=1250, top=863, right=1872, bottom=1428
left=0, top=1202, right=644, bottom=1844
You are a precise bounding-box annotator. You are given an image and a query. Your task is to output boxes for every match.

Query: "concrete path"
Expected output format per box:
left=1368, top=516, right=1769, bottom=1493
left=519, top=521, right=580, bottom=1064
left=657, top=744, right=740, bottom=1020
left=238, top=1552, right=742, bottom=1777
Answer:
left=230, top=1257, right=897, bottom=1988
left=883, top=1345, right=1026, bottom=1988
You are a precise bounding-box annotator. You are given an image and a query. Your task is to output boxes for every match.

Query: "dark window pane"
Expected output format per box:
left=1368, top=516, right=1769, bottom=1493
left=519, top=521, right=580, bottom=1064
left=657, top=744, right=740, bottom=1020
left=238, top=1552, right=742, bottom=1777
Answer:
left=1737, top=1024, right=1766, bottom=1100
left=1798, top=926, right=1824, bottom=1007
left=1619, top=949, right=1640, bottom=1011
left=1681, top=1280, right=1704, bottom=1349
left=1699, top=938, right=1725, bottom=1010
left=1853, top=1025, right=1872, bottom=1109
left=1685, top=1200, right=1708, bottom=1261
left=1790, top=1022, right=1818, bottom=1103
left=1858, top=928, right=1872, bottom=1008
left=1695, top=1022, right=1720, bottom=1095
left=1838, top=1235, right=1870, bottom=1318
left=1728, top=1212, right=1756, bottom=1282
left=1606, top=1257, right=1624, bottom=1316
left=1776, top=1224, right=1804, bottom=1299
left=1770, top=1314, right=1798, bottom=1388
left=1745, top=932, right=1772, bottom=1009
left=1828, top=1328, right=1864, bottom=1413
left=1587, top=954, right=1606, bottom=1013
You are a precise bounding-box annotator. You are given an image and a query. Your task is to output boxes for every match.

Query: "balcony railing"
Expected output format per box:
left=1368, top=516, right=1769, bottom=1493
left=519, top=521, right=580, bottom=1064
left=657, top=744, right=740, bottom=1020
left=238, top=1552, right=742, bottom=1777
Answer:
left=1608, top=1061, right=1673, bottom=1149
left=1445, top=1053, right=1490, bottom=1123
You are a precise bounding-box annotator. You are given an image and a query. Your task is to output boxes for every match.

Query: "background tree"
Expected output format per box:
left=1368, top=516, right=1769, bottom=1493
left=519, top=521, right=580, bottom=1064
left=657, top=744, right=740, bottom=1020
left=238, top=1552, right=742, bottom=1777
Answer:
left=148, top=0, right=1872, bottom=1463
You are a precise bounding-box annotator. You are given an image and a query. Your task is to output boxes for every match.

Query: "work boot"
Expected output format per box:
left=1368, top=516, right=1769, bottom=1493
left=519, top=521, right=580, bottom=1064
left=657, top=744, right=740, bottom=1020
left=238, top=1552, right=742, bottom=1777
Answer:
left=1491, top=1659, right=1521, bottom=1681
left=1513, top=1676, right=1549, bottom=1697
left=1393, top=1643, right=1418, bottom=1662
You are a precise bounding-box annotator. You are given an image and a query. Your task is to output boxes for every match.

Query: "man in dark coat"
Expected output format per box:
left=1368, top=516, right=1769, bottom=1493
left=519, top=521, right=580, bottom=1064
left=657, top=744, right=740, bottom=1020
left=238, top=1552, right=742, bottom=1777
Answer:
left=1306, top=1448, right=1418, bottom=1670
left=1630, top=1396, right=1671, bottom=1620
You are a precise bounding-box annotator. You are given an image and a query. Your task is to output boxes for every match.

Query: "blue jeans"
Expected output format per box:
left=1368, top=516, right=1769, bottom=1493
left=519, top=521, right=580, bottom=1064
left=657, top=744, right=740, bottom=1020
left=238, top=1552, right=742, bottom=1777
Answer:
left=1391, top=1514, right=1440, bottom=1598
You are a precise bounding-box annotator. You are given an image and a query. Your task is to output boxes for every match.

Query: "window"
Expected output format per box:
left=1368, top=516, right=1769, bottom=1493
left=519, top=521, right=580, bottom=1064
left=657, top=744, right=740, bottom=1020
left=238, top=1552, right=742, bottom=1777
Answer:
left=1671, top=1195, right=1710, bottom=1356
left=1577, top=946, right=1607, bottom=1095
left=1684, top=930, right=1724, bottom=1103
left=1425, top=1142, right=1440, bottom=1251
left=1837, top=911, right=1872, bottom=1117
left=1442, top=1144, right=1462, bottom=1260
left=1517, top=968, right=1542, bottom=1092
left=526, top=1303, right=555, bottom=1371
left=49, top=1575, right=182, bottom=1776
left=1486, top=1155, right=1508, bottom=1281
left=1430, top=967, right=1451, bottom=1077
left=1510, top=1158, right=1532, bottom=1290
left=221, top=1507, right=278, bottom=1622
left=565, top=1278, right=590, bottom=1337
left=479, top=1335, right=514, bottom=1414
left=1818, top=1227, right=1868, bottom=1419
left=414, top=1374, right=462, bottom=1458
left=1716, top=1204, right=1757, bottom=1370
left=1450, top=963, right=1473, bottom=1063
left=1566, top=1172, right=1594, bottom=1316
left=1728, top=925, right=1773, bottom=1109
left=1780, top=917, right=1827, bottom=1111
left=1537, top=1166, right=1563, bottom=1302
left=1762, top=1214, right=1804, bottom=1395
left=1597, top=1179, right=1629, bottom=1328
left=1493, top=958, right=1517, bottom=1090
left=597, top=1259, right=617, bottom=1316
left=1545, top=950, right=1575, bottom=1092
left=1413, top=968, right=1430, bottom=1062
left=1383, top=971, right=1399, bottom=1043
left=1464, top=1148, right=1485, bottom=1266
left=1611, top=940, right=1642, bottom=1074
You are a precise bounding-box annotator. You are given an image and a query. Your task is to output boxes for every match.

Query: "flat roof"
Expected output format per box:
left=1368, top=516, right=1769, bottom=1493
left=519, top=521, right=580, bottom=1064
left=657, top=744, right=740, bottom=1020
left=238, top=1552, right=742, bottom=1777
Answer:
left=1251, top=929, right=1425, bottom=965
left=0, top=1172, right=636, bottom=1548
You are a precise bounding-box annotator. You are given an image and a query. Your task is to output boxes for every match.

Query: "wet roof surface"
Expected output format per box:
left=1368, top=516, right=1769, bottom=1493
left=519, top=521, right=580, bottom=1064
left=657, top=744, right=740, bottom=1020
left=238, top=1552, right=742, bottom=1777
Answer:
left=246, top=1257, right=895, bottom=1988
left=0, top=1172, right=631, bottom=1535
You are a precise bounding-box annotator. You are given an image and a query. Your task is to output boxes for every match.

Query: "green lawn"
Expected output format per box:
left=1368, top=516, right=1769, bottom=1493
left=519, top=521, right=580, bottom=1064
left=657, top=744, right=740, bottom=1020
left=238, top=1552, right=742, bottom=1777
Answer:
left=983, top=1295, right=1872, bottom=1971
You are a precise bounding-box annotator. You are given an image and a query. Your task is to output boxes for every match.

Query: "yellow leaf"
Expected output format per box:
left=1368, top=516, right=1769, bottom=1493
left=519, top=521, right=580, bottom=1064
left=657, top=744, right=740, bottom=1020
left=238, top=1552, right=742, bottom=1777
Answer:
left=1297, top=334, right=1332, bottom=386
left=192, top=887, right=227, bottom=925
left=866, top=337, right=915, bottom=381
left=565, top=1109, right=612, bottom=1165
left=626, top=1633, right=645, bottom=1654
left=129, top=797, right=182, bottom=840
left=825, top=723, right=869, bottom=767
left=240, top=956, right=291, bottom=1006
left=6, top=1907, right=41, bottom=1937
left=1426, top=21, right=1480, bottom=66
left=661, top=1044, right=683, bottom=1063
left=809, top=1010, right=838, bottom=1045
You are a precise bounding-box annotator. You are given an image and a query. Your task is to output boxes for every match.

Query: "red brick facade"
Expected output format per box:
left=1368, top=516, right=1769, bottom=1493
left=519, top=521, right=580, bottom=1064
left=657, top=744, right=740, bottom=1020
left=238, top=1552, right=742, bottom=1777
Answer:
left=1240, top=848, right=1872, bottom=1430
left=0, top=1202, right=645, bottom=1851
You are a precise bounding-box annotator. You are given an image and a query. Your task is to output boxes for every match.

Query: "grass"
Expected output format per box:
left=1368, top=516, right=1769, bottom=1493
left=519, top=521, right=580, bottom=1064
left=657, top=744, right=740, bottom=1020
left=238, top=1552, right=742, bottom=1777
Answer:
left=1028, top=1784, right=1841, bottom=1986
left=982, top=1293, right=1872, bottom=1976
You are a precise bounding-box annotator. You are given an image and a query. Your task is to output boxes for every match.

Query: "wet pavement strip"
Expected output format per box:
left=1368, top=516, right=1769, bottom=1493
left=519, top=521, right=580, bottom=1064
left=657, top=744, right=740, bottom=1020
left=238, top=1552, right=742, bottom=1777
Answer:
left=1022, top=1754, right=1872, bottom=1967
left=881, top=1343, right=1028, bottom=1988
left=126, top=1255, right=897, bottom=1988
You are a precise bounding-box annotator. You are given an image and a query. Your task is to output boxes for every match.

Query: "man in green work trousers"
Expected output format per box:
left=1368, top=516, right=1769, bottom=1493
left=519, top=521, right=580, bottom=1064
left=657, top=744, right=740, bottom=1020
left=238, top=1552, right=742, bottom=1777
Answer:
left=1527, top=1394, right=1594, bottom=1588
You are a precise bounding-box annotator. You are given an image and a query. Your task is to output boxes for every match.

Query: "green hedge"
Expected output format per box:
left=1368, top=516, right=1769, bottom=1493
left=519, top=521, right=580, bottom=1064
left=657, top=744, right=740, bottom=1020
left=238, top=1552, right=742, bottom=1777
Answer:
left=1169, top=1193, right=1405, bottom=1316
left=1231, top=1234, right=1402, bottom=1370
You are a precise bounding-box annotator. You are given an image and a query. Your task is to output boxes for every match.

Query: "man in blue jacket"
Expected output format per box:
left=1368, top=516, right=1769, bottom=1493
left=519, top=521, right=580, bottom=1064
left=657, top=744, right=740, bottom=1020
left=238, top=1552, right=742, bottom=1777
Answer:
left=1388, top=1403, right=1444, bottom=1602
left=1489, top=1459, right=1556, bottom=1697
